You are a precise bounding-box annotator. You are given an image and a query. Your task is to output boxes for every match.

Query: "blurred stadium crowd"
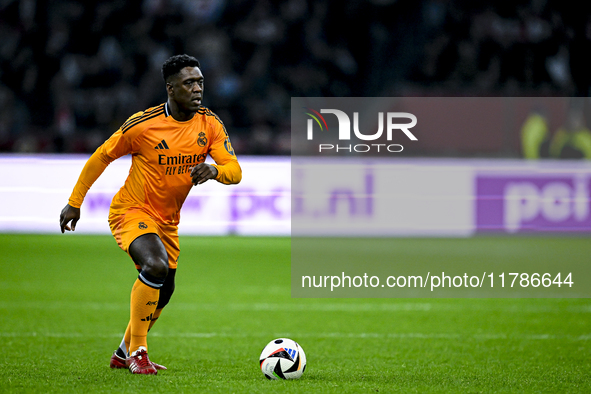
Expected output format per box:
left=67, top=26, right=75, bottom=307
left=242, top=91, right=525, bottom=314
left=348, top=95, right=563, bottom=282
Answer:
left=0, top=0, right=589, bottom=155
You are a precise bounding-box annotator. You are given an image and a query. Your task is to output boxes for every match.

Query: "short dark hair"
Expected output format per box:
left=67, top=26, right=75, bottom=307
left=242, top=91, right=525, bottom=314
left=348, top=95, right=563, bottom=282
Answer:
left=161, top=54, right=201, bottom=83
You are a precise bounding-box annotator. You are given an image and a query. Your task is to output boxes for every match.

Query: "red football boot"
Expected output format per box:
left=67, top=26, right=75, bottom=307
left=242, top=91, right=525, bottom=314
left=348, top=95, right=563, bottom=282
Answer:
left=110, top=352, right=127, bottom=369
left=111, top=350, right=167, bottom=370
left=126, top=348, right=158, bottom=375
left=150, top=361, right=167, bottom=371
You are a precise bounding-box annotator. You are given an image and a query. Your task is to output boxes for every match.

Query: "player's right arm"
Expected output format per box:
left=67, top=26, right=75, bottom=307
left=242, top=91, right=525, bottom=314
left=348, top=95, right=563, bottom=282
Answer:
left=59, top=113, right=142, bottom=233
left=59, top=147, right=114, bottom=233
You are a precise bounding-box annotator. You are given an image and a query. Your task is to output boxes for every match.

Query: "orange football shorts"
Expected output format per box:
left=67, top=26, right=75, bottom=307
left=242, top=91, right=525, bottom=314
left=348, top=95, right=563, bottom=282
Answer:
left=108, top=209, right=179, bottom=270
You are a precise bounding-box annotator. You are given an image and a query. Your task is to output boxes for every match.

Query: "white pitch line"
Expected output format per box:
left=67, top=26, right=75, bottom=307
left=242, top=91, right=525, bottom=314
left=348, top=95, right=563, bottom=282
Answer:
left=0, top=331, right=588, bottom=341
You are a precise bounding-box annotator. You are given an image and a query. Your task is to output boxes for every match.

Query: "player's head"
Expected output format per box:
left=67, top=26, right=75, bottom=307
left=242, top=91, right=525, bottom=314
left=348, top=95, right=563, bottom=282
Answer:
left=162, top=54, right=203, bottom=114
left=161, top=54, right=201, bottom=83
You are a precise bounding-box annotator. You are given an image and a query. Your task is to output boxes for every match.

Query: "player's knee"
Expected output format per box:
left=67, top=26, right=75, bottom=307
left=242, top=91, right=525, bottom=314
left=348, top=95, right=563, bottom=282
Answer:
left=143, top=257, right=169, bottom=279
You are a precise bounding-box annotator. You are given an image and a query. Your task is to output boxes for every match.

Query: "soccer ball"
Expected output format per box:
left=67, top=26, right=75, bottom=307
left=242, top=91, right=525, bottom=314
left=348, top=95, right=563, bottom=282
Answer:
left=259, top=338, right=307, bottom=380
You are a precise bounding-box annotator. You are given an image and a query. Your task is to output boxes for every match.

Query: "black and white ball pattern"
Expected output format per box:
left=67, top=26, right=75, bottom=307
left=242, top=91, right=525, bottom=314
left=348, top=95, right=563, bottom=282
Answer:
left=259, top=338, right=307, bottom=380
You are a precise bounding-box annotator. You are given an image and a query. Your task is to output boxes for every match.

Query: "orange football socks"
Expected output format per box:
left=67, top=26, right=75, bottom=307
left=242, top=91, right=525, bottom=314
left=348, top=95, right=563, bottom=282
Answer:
left=149, top=308, right=163, bottom=331
left=122, top=308, right=163, bottom=354
left=128, top=272, right=164, bottom=354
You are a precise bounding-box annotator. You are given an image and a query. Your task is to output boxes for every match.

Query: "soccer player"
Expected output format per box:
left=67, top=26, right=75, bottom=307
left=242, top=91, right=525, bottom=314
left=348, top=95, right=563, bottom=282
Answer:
left=59, top=54, right=242, bottom=375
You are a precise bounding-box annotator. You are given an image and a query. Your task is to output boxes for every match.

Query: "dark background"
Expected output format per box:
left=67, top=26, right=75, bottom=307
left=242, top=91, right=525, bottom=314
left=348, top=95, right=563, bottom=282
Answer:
left=1, top=0, right=590, bottom=156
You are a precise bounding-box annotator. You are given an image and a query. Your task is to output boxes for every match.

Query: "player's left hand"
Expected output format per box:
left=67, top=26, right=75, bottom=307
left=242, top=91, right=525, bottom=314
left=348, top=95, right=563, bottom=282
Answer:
left=190, top=163, right=218, bottom=185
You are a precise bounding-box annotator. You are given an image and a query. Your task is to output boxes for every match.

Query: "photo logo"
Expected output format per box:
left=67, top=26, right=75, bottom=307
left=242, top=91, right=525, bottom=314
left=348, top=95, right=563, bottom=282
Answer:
left=304, top=108, right=417, bottom=153
left=304, top=108, right=329, bottom=135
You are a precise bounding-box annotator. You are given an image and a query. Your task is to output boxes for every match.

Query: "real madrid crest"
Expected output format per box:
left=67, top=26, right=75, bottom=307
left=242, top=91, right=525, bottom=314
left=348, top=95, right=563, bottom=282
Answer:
left=197, top=131, right=207, bottom=147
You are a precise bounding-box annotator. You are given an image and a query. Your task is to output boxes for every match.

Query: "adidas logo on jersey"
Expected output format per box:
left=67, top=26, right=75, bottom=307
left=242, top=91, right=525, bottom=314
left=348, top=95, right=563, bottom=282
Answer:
left=155, top=140, right=170, bottom=149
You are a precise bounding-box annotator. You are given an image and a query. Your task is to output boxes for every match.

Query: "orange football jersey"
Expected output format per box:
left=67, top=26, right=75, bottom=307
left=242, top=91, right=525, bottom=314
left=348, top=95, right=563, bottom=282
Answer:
left=68, top=103, right=242, bottom=225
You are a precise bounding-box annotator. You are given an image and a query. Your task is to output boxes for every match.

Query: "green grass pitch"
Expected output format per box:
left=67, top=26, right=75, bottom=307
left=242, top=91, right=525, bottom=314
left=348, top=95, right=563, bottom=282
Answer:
left=0, top=234, right=589, bottom=393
